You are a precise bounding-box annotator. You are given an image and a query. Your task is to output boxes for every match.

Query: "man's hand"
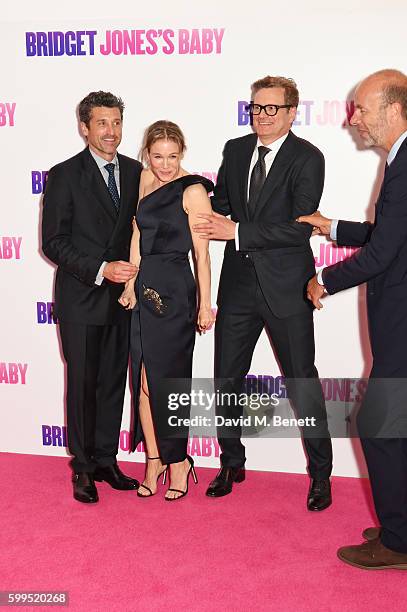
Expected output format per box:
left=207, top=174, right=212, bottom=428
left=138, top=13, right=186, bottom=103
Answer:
left=307, top=275, right=325, bottom=310
left=192, top=212, right=236, bottom=240
left=297, top=211, right=332, bottom=236
left=103, top=261, right=138, bottom=283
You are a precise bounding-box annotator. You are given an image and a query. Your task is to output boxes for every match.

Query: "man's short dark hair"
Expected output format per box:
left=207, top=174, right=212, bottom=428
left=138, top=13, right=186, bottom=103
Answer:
left=78, top=91, right=124, bottom=127
left=251, top=76, right=299, bottom=108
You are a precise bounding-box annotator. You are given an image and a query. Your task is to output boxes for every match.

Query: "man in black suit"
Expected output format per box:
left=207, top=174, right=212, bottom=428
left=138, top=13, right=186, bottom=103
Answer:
left=193, top=76, right=332, bottom=508
left=42, top=91, right=142, bottom=503
left=299, top=69, right=407, bottom=569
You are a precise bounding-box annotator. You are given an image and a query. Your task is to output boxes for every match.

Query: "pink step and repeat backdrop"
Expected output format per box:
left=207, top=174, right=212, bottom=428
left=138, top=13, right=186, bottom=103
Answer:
left=2, top=1, right=405, bottom=476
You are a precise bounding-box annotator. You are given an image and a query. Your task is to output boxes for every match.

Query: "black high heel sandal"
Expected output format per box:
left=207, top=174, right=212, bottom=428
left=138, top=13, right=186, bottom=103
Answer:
left=137, top=456, right=168, bottom=498
left=165, top=455, right=198, bottom=501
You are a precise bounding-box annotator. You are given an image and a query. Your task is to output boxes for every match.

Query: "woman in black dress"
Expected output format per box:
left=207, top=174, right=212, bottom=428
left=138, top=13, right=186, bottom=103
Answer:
left=119, top=120, right=215, bottom=500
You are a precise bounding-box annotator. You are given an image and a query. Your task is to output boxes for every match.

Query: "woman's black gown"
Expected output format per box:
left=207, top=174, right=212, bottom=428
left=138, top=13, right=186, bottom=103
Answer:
left=130, top=175, right=214, bottom=463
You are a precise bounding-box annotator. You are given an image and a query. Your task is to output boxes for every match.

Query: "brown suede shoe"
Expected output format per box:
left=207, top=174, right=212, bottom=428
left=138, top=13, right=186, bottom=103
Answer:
left=362, top=527, right=381, bottom=541
left=337, top=538, right=407, bottom=570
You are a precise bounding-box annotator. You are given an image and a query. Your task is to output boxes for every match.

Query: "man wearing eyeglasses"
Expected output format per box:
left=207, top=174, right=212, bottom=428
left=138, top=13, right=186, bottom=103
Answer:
left=193, top=76, right=332, bottom=507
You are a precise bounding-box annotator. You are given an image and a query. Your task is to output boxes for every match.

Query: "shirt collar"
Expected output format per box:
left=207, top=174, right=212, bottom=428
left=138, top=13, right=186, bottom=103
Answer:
left=89, top=147, right=119, bottom=170
left=256, top=132, right=289, bottom=157
left=387, top=130, right=407, bottom=165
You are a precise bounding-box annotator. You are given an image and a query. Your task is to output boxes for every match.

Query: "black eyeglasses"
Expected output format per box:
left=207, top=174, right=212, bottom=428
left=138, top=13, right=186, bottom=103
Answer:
left=246, top=102, right=292, bottom=116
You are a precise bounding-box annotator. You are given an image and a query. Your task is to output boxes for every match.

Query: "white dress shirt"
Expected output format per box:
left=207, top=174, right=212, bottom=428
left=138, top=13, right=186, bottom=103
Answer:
left=88, top=148, right=120, bottom=285
left=235, top=133, right=289, bottom=250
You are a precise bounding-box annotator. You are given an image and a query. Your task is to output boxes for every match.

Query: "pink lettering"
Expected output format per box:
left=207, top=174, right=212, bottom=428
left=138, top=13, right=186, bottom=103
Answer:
left=213, top=28, right=225, bottom=53
left=162, top=29, right=175, bottom=54
left=0, top=363, right=9, bottom=384
left=145, top=30, right=158, bottom=55
left=111, top=30, right=124, bottom=55
left=99, top=30, right=111, bottom=55
left=12, top=237, right=22, bottom=259
left=120, top=430, right=130, bottom=451
left=201, top=29, right=213, bottom=54
left=9, top=363, right=19, bottom=384
left=201, top=437, right=212, bottom=457
left=18, top=363, right=28, bottom=385
left=178, top=29, right=189, bottom=54
left=6, top=103, right=16, bottom=126
left=1, top=237, right=13, bottom=259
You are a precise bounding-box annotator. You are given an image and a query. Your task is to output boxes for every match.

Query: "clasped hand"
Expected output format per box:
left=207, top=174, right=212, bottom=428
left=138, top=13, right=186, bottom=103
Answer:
left=197, top=307, right=216, bottom=334
left=118, top=283, right=137, bottom=310
left=103, top=260, right=138, bottom=283
left=296, top=211, right=333, bottom=310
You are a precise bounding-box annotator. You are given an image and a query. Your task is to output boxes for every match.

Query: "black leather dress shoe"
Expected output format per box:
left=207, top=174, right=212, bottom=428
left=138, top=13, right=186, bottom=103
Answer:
left=206, top=466, right=245, bottom=498
left=93, top=463, right=139, bottom=490
left=72, top=472, right=98, bottom=503
left=307, top=478, right=331, bottom=511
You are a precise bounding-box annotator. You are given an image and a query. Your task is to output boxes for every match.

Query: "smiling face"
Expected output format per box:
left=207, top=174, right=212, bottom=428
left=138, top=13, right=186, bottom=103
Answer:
left=80, top=106, right=122, bottom=161
left=147, top=139, right=183, bottom=184
left=252, top=87, right=297, bottom=145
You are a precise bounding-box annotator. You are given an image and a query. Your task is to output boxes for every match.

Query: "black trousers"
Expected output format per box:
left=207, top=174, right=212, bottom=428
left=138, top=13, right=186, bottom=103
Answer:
left=59, top=321, right=130, bottom=472
left=360, top=437, right=407, bottom=552
left=357, top=367, right=407, bottom=553
left=215, top=262, right=332, bottom=480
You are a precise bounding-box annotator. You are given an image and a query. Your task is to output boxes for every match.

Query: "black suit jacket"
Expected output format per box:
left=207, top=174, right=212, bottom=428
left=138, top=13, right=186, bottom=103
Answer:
left=323, top=138, right=407, bottom=372
left=42, top=147, right=142, bottom=325
left=212, top=131, right=325, bottom=318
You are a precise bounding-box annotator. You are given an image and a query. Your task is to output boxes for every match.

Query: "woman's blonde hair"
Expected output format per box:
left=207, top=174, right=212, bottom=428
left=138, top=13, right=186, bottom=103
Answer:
left=140, top=120, right=186, bottom=164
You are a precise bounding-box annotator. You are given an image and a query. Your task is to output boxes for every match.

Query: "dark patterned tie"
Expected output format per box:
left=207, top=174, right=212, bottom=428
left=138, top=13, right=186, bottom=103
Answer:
left=104, top=163, right=120, bottom=212
left=247, top=146, right=270, bottom=219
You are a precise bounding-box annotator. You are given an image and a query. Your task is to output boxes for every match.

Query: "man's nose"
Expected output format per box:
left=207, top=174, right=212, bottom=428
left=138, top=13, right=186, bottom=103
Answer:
left=350, top=110, right=360, bottom=126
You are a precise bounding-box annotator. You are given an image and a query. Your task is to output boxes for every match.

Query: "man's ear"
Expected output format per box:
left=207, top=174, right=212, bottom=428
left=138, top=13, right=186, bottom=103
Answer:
left=289, top=106, right=298, bottom=124
left=389, top=101, right=403, bottom=123
left=80, top=121, right=89, bottom=138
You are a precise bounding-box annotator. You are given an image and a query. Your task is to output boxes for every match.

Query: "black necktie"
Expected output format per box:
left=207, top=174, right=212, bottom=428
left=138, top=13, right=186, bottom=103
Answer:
left=104, top=163, right=120, bottom=212
left=248, top=146, right=270, bottom=219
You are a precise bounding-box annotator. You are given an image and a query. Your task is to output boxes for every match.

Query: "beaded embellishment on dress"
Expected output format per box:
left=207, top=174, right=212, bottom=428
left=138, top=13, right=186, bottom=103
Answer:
left=142, top=284, right=167, bottom=314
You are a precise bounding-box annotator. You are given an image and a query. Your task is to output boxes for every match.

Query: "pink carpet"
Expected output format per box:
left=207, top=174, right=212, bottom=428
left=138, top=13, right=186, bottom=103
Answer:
left=1, top=453, right=406, bottom=612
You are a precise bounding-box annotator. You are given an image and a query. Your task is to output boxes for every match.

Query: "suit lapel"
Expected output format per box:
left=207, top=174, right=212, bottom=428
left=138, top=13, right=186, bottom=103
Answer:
left=376, top=165, right=388, bottom=217
left=80, top=148, right=119, bottom=223
left=108, top=153, right=130, bottom=244
left=238, top=134, right=257, bottom=219
left=377, top=137, right=407, bottom=216
left=118, top=153, right=132, bottom=221
left=253, top=131, right=296, bottom=219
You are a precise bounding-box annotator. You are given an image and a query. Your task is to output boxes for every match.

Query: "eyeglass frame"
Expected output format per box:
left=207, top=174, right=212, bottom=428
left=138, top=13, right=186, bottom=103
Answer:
left=246, top=102, right=293, bottom=116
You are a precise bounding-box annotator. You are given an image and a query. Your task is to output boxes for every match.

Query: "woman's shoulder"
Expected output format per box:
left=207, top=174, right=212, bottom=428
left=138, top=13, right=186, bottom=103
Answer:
left=140, top=167, right=154, bottom=185
left=178, top=173, right=214, bottom=193
left=139, top=168, right=155, bottom=198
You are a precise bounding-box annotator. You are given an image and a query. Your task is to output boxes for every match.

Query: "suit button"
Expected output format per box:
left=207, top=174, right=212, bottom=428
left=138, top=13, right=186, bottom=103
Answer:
left=245, top=254, right=249, bottom=258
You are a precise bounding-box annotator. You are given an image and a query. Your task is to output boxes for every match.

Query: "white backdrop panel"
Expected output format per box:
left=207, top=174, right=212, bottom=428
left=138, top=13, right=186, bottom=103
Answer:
left=1, top=0, right=405, bottom=476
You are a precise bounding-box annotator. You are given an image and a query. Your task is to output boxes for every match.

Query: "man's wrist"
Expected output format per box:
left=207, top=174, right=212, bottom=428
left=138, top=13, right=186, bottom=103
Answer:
left=95, top=261, right=107, bottom=285
left=330, top=219, right=339, bottom=241
left=316, top=269, right=325, bottom=287
left=234, top=222, right=240, bottom=251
